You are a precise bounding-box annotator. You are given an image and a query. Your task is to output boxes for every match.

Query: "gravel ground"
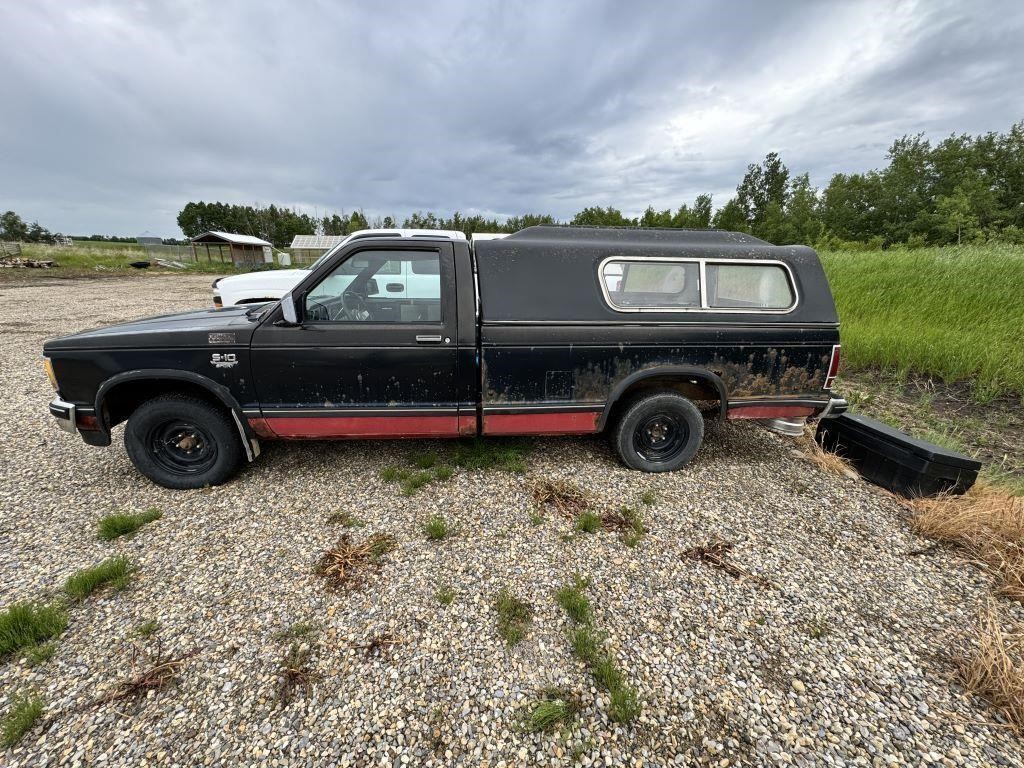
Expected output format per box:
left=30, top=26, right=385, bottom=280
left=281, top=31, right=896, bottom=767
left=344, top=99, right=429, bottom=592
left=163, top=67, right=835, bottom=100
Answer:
left=1, top=275, right=1022, bottom=767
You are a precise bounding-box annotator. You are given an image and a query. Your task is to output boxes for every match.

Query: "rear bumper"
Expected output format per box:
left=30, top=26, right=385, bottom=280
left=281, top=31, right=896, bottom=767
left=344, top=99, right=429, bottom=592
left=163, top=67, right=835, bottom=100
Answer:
left=48, top=396, right=77, bottom=434
left=819, top=397, right=848, bottom=419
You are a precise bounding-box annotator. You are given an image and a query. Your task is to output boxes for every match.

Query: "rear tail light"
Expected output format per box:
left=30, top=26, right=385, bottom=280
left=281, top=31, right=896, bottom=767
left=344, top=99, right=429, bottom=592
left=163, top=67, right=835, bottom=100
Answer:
left=823, top=344, right=841, bottom=390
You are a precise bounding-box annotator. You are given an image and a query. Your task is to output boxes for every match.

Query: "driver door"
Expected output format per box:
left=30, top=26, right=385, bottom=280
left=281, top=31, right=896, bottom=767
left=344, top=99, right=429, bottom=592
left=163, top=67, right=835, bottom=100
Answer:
left=250, top=242, right=460, bottom=438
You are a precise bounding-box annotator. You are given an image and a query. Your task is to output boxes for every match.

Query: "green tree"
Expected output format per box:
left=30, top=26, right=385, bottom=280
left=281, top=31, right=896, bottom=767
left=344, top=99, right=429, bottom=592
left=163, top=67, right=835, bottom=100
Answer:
left=571, top=206, right=636, bottom=227
left=736, top=152, right=790, bottom=235
left=1, top=211, right=29, bottom=241
left=936, top=186, right=981, bottom=245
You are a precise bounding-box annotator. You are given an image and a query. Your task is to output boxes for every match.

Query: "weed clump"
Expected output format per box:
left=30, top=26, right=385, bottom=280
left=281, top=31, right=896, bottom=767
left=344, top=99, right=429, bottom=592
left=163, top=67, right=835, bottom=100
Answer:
left=315, top=533, right=397, bottom=589
left=278, top=642, right=315, bottom=705
left=423, top=515, right=450, bottom=541
left=532, top=478, right=592, bottom=517
left=326, top=511, right=365, bottom=527
left=97, top=641, right=191, bottom=704
left=555, top=576, right=592, bottom=624
left=958, top=602, right=1024, bottom=731
left=911, top=486, right=1024, bottom=602
left=435, top=585, right=456, bottom=606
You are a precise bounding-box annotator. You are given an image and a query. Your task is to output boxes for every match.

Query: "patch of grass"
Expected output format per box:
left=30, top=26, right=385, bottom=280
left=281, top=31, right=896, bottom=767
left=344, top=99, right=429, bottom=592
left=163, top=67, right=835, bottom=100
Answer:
left=380, top=466, right=402, bottom=482
left=557, top=578, right=640, bottom=723
left=434, top=464, right=454, bottom=481
left=525, top=688, right=579, bottom=733
left=529, top=511, right=544, bottom=526
left=640, top=490, right=657, bottom=506
left=575, top=511, right=602, bottom=534
left=0, top=692, right=44, bottom=748
left=495, top=588, right=533, bottom=646
left=820, top=244, right=1024, bottom=397
left=0, top=602, right=68, bottom=659
left=555, top=576, right=592, bottom=624
left=435, top=585, right=456, bottom=606
left=423, top=515, right=450, bottom=541
left=413, top=451, right=438, bottom=469
left=64, top=556, right=134, bottom=601
left=25, top=642, right=57, bottom=667
left=400, top=470, right=435, bottom=496
left=97, top=508, right=162, bottom=541
left=326, top=511, right=364, bottom=527
left=134, top=619, right=160, bottom=639
left=315, top=533, right=397, bottom=590
left=274, top=621, right=317, bottom=641
left=453, top=438, right=531, bottom=473
left=958, top=602, right=1024, bottom=732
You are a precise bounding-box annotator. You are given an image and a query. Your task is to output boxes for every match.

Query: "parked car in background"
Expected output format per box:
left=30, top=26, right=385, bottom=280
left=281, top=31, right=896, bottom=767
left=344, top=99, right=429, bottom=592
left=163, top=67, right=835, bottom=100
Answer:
left=44, top=226, right=844, bottom=488
left=212, top=229, right=471, bottom=307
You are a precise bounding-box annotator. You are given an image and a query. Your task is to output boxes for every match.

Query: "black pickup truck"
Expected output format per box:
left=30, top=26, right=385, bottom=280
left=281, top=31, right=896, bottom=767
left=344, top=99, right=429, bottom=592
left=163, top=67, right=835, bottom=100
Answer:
left=43, top=226, right=845, bottom=489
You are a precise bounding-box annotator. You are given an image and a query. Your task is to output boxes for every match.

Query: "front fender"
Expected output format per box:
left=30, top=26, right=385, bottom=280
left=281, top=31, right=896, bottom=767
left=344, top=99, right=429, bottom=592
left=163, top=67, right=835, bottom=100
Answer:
left=94, top=369, right=259, bottom=461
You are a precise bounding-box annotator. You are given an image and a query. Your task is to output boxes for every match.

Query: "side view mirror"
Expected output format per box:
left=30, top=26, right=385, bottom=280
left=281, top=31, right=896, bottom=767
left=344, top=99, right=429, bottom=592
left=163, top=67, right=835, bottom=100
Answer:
left=275, top=291, right=302, bottom=326
left=365, top=278, right=379, bottom=296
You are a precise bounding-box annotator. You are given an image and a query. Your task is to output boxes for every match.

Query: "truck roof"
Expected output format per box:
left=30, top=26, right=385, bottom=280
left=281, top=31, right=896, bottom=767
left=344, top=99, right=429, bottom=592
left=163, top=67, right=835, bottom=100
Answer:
left=503, top=225, right=770, bottom=248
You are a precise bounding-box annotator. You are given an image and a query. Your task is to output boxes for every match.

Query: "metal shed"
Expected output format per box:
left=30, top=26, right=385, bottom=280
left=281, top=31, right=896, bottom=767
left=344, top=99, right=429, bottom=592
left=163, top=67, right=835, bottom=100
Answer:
left=191, top=231, right=273, bottom=266
left=289, top=234, right=348, bottom=264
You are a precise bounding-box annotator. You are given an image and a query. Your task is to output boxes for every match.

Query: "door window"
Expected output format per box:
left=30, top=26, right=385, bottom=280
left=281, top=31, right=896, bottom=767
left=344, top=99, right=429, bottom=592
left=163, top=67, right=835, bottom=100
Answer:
left=305, top=249, right=442, bottom=323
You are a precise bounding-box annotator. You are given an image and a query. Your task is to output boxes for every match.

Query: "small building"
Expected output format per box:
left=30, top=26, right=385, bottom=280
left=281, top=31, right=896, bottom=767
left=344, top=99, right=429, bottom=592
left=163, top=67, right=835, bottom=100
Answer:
left=290, top=234, right=348, bottom=264
left=191, top=231, right=273, bottom=266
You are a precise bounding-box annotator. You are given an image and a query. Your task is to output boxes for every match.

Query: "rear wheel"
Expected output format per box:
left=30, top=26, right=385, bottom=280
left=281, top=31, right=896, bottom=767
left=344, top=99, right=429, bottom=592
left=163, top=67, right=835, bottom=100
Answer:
left=124, top=395, right=243, bottom=489
left=612, top=392, right=704, bottom=472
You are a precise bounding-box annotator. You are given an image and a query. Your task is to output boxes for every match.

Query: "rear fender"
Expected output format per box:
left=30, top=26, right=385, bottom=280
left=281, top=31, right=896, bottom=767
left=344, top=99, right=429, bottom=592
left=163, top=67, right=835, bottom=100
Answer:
left=598, top=366, right=729, bottom=429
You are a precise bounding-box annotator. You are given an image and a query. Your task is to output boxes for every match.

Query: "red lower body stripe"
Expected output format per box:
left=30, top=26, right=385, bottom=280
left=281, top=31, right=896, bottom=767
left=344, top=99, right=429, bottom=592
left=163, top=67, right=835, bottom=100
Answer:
left=256, top=415, right=459, bottom=439
left=482, top=411, right=601, bottom=436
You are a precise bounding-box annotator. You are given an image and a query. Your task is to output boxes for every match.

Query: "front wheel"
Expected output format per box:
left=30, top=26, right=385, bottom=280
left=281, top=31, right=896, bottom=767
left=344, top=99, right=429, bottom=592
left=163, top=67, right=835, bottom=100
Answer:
left=124, top=395, right=243, bottom=489
left=612, top=392, right=705, bottom=472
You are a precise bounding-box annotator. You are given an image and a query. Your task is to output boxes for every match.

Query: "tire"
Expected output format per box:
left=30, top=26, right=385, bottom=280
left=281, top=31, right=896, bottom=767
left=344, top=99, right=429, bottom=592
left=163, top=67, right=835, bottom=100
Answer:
left=612, top=392, right=705, bottom=472
left=124, top=394, right=243, bottom=489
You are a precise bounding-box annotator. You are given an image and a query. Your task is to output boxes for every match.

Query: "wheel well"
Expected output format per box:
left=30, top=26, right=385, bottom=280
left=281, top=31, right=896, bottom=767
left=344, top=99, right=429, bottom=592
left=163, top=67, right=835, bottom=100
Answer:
left=602, top=375, right=722, bottom=433
left=101, top=379, right=228, bottom=430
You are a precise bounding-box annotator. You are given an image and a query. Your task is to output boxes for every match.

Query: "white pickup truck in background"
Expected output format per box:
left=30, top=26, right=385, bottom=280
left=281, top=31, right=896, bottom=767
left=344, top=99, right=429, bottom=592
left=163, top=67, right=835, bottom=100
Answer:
left=213, top=229, right=506, bottom=307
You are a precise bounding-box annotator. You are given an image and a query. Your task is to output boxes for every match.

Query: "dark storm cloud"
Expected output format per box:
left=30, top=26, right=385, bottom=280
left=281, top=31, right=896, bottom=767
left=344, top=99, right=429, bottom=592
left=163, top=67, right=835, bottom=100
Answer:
left=1, top=0, right=1021, bottom=235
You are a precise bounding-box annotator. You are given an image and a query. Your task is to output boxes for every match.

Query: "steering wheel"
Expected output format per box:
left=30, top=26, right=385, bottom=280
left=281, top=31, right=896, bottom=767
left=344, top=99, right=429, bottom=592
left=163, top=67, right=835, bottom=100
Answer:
left=342, top=289, right=369, bottom=320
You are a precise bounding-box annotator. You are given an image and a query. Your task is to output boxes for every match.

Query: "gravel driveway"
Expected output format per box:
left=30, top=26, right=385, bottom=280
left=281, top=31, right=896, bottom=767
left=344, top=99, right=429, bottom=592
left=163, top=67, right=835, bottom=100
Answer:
left=1, top=275, right=1021, bottom=767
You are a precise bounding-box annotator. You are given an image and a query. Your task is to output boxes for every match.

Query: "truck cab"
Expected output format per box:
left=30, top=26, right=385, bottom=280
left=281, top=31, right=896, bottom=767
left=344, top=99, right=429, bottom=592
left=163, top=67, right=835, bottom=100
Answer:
left=43, top=226, right=845, bottom=489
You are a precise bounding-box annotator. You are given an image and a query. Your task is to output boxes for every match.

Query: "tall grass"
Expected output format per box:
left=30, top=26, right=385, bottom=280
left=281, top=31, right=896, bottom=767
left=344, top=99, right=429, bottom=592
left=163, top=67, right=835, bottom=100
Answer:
left=820, top=244, right=1024, bottom=398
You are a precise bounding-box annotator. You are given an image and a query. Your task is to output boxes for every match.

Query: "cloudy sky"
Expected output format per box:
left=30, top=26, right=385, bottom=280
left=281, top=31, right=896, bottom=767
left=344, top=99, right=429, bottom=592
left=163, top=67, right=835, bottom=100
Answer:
left=2, top=0, right=1022, bottom=237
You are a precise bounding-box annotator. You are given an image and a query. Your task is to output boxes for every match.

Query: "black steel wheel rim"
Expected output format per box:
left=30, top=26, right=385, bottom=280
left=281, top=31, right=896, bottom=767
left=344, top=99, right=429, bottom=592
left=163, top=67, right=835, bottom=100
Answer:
left=148, top=420, right=218, bottom=475
left=632, top=413, right=688, bottom=462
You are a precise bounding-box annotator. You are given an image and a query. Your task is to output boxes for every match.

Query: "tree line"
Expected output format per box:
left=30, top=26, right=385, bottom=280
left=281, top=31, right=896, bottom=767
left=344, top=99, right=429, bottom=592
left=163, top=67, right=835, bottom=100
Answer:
left=175, top=122, right=1024, bottom=250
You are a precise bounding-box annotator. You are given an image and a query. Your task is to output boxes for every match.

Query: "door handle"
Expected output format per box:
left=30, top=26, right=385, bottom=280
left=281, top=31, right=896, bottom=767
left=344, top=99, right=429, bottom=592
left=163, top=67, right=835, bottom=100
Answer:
left=386, top=283, right=404, bottom=292
left=415, top=334, right=443, bottom=344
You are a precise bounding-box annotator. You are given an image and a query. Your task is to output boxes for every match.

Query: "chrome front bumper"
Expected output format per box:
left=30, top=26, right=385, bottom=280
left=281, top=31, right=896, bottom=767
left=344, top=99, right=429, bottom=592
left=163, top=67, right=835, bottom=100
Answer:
left=48, top=396, right=77, bottom=434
